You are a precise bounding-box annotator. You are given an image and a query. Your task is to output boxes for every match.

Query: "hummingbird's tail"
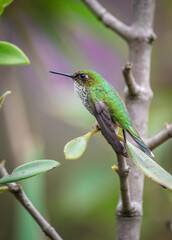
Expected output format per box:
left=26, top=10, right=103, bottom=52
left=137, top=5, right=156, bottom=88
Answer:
left=127, top=130, right=154, bottom=158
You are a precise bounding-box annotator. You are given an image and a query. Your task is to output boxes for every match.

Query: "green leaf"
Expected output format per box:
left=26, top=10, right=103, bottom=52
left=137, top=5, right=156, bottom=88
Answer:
left=64, top=128, right=172, bottom=190
left=0, top=0, right=13, bottom=8
left=64, top=132, right=94, bottom=160
left=0, top=41, right=30, bottom=65
left=0, top=160, right=60, bottom=184
left=0, top=6, right=4, bottom=15
left=0, top=0, right=13, bottom=15
left=0, top=90, right=11, bottom=108
left=64, top=128, right=99, bottom=160
left=127, top=141, right=172, bottom=191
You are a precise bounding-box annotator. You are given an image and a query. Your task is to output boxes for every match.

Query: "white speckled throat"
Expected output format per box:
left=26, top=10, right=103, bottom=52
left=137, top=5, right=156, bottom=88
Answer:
left=74, top=81, right=91, bottom=112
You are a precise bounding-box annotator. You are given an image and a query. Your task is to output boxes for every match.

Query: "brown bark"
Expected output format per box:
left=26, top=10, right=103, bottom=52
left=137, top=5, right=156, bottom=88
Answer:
left=83, top=0, right=157, bottom=239
left=119, top=1, right=156, bottom=239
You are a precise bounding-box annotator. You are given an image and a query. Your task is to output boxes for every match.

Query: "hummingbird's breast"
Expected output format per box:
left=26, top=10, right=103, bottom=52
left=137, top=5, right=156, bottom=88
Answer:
left=74, top=81, right=92, bottom=113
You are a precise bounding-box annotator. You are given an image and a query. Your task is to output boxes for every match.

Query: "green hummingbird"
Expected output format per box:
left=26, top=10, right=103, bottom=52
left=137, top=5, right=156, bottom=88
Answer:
left=50, top=70, right=154, bottom=158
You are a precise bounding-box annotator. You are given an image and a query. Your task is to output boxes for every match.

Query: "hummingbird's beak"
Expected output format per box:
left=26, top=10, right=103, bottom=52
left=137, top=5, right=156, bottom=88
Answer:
left=49, top=71, right=74, bottom=78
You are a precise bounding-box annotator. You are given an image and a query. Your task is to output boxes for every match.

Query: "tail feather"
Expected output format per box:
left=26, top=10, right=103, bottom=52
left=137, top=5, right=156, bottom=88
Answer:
left=127, top=130, right=154, bottom=157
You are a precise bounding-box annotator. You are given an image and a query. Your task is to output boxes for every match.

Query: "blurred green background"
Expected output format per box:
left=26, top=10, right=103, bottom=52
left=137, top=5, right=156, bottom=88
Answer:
left=0, top=0, right=172, bottom=239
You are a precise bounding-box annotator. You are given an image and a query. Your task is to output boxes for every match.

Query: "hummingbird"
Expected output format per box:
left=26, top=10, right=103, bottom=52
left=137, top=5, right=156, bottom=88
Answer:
left=50, top=70, right=154, bottom=158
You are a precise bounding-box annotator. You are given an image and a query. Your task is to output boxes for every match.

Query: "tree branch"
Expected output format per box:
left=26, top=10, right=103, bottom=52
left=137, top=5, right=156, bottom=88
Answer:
left=0, top=163, right=63, bottom=240
left=83, top=1, right=157, bottom=240
left=82, top=0, right=132, bottom=41
left=147, top=123, right=172, bottom=150
left=115, top=154, right=134, bottom=215
left=122, top=62, right=141, bottom=97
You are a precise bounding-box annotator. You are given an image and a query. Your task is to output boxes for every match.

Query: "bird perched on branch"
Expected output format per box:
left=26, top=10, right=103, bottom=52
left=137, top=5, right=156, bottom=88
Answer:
left=50, top=70, right=154, bottom=158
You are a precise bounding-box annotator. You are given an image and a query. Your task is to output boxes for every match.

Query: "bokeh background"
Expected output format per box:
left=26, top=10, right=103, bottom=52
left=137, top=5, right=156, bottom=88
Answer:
left=0, top=0, right=172, bottom=239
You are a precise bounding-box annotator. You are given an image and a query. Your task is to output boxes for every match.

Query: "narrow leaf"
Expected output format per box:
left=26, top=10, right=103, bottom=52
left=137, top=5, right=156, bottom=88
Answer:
left=0, top=91, right=11, bottom=108
left=0, top=41, right=30, bottom=65
left=0, top=0, right=13, bottom=8
left=0, top=160, right=60, bottom=184
left=127, top=141, right=172, bottom=191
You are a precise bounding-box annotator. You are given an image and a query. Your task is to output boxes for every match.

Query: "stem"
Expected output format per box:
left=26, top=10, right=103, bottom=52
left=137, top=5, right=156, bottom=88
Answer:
left=122, top=62, right=141, bottom=97
left=118, top=1, right=156, bottom=239
left=147, top=123, right=172, bottom=150
left=0, top=164, right=63, bottom=240
left=82, top=0, right=132, bottom=41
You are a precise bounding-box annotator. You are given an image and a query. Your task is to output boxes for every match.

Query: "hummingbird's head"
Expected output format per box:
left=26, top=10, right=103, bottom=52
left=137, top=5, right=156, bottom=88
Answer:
left=49, top=70, right=102, bottom=87
left=73, top=71, right=102, bottom=87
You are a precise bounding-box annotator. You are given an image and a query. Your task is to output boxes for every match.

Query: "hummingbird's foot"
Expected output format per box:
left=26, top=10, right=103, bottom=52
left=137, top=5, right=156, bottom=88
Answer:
left=92, top=121, right=101, bottom=131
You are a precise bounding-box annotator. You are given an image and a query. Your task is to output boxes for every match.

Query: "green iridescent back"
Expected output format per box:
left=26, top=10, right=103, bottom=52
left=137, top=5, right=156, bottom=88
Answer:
left=75, top=71, right=140, bottom=138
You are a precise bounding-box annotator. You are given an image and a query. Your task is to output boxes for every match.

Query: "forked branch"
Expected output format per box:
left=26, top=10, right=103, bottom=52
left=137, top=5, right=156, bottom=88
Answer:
left=83, top=0, right=132, bottom=40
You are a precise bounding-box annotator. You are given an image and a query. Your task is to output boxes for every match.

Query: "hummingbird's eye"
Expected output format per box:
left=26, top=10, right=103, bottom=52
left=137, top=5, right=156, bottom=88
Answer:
left=79, top=74, right=88, bottom=80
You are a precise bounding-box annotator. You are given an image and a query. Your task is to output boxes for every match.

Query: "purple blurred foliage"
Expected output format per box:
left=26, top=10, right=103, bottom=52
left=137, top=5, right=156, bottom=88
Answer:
left=31, top=26, right=74, bottom=89
left=78, top=33, right=123, bottom=86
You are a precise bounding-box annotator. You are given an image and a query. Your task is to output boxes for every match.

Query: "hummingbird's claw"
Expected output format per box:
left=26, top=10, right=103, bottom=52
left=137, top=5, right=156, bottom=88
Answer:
left=92, top=121, right=101, bottom=131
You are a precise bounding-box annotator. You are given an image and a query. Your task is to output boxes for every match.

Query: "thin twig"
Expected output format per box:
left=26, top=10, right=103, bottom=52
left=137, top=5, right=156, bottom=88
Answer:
left=0, top=163, right=63, bottom=240
left=147, top=123, right=172, bottom=150
left=82, top=0, right=132, bottom=41
left=116, top=154, right=134, bottom=215
left=122, top=62, right=141, bottom=97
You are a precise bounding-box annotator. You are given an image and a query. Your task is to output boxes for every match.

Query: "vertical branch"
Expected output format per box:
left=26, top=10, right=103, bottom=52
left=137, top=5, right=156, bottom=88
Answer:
left=83, top=1, right=156, bottom=240
left=125, top=0, right=156, bottom=204
left=116, top=154, right=133, bottom=215
left=119, top=1, right=156, bottom=239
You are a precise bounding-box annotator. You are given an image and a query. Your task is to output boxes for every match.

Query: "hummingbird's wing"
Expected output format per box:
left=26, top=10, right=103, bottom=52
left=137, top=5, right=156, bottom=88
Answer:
left=92, top=100, right=128, bottom=157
